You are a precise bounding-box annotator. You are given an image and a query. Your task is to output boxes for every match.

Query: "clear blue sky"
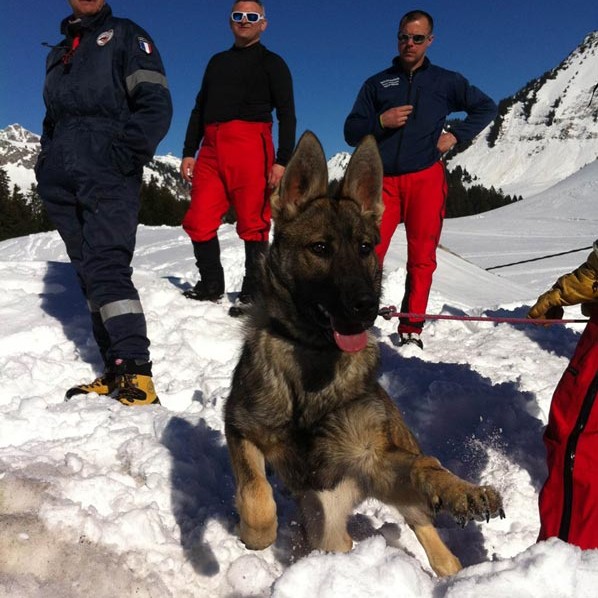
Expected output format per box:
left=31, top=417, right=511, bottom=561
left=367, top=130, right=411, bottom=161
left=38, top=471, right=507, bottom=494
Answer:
left=1, top=1, right=596, bottom=159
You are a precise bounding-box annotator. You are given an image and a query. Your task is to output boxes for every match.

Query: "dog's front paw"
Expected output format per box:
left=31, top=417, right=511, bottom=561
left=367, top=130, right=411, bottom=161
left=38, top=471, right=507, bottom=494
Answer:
left=433, top=482, right=505, bottom=527
left=239, top=518, right=278, bottom=550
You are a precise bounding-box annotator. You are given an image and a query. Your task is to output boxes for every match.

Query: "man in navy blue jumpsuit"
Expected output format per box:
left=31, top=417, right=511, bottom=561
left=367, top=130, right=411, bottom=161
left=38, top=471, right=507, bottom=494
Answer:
left=36, top=0, right=172, bottom=405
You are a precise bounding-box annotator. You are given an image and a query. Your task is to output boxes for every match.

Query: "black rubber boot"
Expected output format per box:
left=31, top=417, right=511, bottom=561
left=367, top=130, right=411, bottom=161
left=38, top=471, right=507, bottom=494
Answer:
left=184, top=237, right=225, bottom=301
left=229, top=241, right=268, bottom=317
left=239, top=241, right=269, bottom=302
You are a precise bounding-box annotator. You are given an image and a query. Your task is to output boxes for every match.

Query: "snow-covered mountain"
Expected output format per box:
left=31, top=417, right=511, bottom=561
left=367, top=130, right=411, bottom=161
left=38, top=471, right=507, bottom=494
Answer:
left=447, top=31, right=598, bottom=198
left=327, top=151, right=352, bottom=182
left=0, top=124, right=189, bottom=201
left=0, top=124, right=40, bottom=192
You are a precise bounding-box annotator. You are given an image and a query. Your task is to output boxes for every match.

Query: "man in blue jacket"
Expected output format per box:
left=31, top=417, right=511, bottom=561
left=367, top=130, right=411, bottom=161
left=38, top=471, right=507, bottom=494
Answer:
left=344, top=9, right=497, bottom=349
left=36, top=0, right=172, bottom=404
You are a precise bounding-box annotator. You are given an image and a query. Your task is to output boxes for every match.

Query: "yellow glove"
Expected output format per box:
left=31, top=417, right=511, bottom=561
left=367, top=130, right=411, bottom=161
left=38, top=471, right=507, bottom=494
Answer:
left=527, top=289, right=565, bottom=320
left=528, top=243, right=598, bottom=319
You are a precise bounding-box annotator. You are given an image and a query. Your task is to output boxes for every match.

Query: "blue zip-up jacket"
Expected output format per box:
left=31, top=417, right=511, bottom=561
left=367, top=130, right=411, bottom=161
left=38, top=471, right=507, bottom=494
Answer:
left=39, top=4, right=172, bottom=175
left=344, top=57, right=497, bottom=175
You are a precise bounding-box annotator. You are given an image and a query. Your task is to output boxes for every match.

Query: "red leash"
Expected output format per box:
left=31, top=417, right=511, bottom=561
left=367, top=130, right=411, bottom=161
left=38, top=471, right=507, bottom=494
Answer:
left=378, top=306, right=588, bottom=325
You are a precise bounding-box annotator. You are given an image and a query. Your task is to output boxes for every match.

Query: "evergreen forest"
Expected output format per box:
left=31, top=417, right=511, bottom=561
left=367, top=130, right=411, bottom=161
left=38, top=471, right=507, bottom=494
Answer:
left=0, top=166, right=519, bottom=242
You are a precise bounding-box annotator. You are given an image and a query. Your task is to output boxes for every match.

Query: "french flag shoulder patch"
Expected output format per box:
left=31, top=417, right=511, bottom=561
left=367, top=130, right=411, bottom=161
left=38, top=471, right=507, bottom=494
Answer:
left=137, top=37, right=153, bottom=55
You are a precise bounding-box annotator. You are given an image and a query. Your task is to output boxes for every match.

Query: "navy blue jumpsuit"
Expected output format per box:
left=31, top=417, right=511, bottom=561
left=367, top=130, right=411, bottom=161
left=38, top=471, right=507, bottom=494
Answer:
left=36, top=4, right=172, bottom=367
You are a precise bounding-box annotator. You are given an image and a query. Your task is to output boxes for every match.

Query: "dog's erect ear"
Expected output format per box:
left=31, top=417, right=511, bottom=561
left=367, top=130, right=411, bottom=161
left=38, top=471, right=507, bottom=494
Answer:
left=272, top=131, right=329, bottom=220
left=339, top=135, right=384, bottom=224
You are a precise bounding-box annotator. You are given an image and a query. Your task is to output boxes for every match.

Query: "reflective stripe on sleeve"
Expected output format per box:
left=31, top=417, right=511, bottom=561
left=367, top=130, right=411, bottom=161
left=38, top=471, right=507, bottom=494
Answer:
left=126, top=69, right=169, bottom=94
left=100, top=299, right=144, bottom=322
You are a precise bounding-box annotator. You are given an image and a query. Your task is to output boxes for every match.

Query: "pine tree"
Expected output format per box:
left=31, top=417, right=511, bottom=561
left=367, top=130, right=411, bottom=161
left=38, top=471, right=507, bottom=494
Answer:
left=139, top=175, right=189, bottom=227
left=27, top=184, right=54, bottom=233
left=445, top=166, right=519, bottom=218
left=0, top=168, right=11, bottom=240
left=1, top=184, right=31, bottom=240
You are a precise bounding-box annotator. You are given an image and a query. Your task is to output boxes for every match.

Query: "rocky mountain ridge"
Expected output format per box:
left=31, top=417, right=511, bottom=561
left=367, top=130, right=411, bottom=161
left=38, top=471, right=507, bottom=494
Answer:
left=0, top=124, right=189, bottom=201
left=447, top=30, right=598, bottom=197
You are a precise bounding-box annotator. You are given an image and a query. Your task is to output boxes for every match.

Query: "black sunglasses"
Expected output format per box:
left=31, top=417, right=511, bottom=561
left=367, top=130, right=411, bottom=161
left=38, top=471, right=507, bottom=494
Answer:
left=398, top=33, right=430, bottom=45
left=231, top=11, right=264, bottom=23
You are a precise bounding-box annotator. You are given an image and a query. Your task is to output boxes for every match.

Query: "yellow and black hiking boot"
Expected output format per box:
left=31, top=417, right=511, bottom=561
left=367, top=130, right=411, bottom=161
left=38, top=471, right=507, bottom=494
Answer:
left=65, top=372, right=117, bottom=401
left=113, top=359, right=160, bottom=406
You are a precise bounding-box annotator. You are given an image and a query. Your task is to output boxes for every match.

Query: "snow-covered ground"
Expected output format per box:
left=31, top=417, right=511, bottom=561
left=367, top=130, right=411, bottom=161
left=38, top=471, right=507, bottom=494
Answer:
left=441, top=160, right=598, bottom=291
left=0, top=161, right=597, bottom=597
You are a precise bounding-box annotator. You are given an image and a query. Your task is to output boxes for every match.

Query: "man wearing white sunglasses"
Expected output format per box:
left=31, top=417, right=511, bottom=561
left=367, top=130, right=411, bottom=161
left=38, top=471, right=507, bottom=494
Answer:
left=180, top=1, right=296, bottom=316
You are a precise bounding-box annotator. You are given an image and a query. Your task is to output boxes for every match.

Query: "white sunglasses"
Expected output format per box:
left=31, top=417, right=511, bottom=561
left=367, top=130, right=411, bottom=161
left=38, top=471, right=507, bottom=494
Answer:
left=231, top=12, right=264, bottom=23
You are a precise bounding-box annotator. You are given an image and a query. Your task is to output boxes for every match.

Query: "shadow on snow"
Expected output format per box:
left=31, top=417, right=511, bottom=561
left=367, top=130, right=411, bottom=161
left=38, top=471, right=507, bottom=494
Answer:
left=41, top=260, right=103, bottom=370
left=379, top=335, right=546, bottom=568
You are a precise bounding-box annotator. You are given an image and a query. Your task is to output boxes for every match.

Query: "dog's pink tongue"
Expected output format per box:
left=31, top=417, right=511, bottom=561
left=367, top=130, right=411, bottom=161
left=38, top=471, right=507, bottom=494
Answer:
left=333, top=330, right=368, bottom=352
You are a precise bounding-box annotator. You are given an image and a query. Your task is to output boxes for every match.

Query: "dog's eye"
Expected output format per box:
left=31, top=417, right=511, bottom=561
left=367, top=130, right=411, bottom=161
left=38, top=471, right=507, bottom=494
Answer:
left=359, top=242, right=373, bottom=256
left=310, top=241, right=330, bottom=256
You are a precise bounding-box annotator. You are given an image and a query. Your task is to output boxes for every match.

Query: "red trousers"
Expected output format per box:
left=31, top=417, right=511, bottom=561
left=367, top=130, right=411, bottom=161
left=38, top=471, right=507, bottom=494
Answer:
left=538, top=311, right=598, bottom=549
left=377, top=161, right=447, bottom=334
left=182, top=120, right=274, bottom=243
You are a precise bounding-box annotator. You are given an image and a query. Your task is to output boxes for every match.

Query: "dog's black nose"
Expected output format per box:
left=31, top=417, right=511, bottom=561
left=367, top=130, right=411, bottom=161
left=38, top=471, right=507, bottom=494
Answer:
left=352, top=292, right=379, bottom=321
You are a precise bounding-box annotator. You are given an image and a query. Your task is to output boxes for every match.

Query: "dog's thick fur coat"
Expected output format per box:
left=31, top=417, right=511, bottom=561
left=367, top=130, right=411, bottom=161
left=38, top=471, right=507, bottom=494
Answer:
left=224, top=131, right=503, bottom=576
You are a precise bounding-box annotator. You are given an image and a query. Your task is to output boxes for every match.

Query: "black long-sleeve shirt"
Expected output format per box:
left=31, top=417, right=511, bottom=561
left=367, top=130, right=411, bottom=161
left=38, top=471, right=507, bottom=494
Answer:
left=182, top=43, right=296, bottom=165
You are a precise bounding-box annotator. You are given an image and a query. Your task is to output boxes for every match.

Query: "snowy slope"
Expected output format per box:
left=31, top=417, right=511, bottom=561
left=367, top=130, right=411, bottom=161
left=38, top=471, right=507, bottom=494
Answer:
left=441, top=159, right=598, bottom=290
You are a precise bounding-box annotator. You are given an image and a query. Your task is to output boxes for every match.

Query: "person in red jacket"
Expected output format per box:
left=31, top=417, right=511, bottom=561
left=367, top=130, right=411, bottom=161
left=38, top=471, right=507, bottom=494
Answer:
left=528, top=240, right=598, bottom=549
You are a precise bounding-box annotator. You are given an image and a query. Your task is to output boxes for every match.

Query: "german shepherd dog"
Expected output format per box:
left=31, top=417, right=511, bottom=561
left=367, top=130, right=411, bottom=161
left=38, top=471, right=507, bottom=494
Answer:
left=224, top=131, right=504, bottom=576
